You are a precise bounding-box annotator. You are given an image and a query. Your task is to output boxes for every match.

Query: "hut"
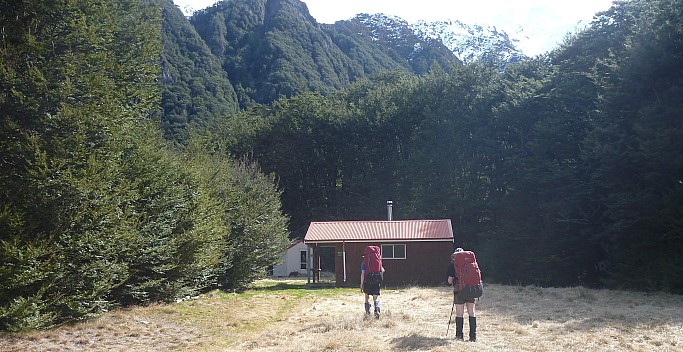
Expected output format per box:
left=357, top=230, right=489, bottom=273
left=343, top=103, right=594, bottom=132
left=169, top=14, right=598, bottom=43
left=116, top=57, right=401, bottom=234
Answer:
left=303, top=219, right=454, bottom=287
left=272, top=239, right=308, bottom=277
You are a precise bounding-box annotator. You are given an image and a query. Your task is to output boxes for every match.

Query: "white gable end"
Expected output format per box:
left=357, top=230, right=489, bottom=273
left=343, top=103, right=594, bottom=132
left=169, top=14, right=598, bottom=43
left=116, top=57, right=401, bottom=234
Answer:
left=272, top=241, right=308, bottom=277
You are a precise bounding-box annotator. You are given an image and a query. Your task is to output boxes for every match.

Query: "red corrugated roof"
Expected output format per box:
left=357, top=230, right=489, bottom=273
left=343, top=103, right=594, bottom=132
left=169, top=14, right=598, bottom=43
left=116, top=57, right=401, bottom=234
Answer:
left=304, top=219, right=453, bottom=243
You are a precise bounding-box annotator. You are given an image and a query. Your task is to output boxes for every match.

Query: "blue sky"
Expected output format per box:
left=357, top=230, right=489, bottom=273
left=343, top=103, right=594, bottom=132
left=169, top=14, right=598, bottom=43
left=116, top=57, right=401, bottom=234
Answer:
left=172, top=0, right=615, bottom=56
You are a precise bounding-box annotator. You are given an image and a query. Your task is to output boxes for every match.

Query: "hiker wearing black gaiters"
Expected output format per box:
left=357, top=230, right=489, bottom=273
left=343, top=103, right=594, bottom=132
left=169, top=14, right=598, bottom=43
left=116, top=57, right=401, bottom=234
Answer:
left=447, top=247, right=483, bottom=342
left=360, top=245, right=385, bottom=318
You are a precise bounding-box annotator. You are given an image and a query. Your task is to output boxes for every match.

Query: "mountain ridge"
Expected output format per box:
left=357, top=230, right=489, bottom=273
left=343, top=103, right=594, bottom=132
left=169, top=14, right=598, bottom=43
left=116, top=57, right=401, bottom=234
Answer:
left=173, top=1, right=529, bottom=63
left=410, top=18, right=528, bottom=64
left=160, top=0, right=526, bottom=138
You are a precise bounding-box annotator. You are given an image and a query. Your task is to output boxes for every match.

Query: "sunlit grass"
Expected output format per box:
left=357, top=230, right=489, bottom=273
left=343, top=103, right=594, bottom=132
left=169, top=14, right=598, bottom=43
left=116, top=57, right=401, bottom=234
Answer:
left=2, top=279, right=682, bottom=351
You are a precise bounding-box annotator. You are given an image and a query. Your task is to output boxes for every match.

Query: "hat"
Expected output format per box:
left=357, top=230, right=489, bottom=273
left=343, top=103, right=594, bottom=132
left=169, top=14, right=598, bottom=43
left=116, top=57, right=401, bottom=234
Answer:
left=451, top=248, right=464, bottom=257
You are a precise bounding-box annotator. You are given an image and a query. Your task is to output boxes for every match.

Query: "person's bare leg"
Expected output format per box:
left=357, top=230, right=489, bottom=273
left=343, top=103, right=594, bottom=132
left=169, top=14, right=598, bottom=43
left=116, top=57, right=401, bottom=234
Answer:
left=364, top=293, right=371, bottom=315
left=466, top=302, right=475, bottom=317
left=373, top=294, right=380, bottom=318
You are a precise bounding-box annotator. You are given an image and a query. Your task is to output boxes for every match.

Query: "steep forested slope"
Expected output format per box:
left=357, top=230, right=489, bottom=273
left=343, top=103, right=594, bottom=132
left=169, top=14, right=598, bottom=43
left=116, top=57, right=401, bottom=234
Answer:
left=160, top=1, right=239, bottom=141
left=159, top=0, right=461, bottom=140
left=324, top=13, right=462, bottom=75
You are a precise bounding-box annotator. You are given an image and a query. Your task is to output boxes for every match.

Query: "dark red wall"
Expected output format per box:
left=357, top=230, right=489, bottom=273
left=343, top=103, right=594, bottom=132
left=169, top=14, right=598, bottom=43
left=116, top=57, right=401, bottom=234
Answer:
left=332, top=241, right=453, bottom=287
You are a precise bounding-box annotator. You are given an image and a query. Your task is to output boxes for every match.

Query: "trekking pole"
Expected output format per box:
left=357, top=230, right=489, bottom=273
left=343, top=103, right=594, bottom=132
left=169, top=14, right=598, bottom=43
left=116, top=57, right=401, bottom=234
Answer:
left=445, top=301, right=455, bottom=337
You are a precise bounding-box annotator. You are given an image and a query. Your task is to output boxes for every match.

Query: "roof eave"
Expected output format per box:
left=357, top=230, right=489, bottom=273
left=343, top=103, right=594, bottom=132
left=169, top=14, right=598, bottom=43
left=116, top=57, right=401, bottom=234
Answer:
left=304, top=238, right=453, bottom=244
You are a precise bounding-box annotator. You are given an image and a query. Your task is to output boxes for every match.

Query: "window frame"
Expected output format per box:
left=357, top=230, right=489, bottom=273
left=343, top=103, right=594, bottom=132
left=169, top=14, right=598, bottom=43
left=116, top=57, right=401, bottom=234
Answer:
left=381, top=244, right=406, bottom=260
left=300, top=250, right=307, bottom=269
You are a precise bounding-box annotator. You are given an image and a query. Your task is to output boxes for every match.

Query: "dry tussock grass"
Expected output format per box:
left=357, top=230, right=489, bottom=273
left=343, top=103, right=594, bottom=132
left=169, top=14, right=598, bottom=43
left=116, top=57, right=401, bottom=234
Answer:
left=1, top=280, right=682, bottom=351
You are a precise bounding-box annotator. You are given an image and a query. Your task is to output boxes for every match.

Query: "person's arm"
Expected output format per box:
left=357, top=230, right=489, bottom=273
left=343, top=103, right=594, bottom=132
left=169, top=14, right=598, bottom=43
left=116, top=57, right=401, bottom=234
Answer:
left=360, top=261, right=366, bottom=292
left=360, top=268, right=365, bottom=292
left=447, top=262, right=455, bottom=285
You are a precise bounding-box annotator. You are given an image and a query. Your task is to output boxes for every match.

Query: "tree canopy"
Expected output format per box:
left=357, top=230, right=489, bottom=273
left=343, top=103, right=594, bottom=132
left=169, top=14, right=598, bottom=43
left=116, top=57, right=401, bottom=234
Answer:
left=1, top=0, right=681, bottom=332
left=208, top=0, right=683, bottom=293
left=0, top=0, right=289, bottom=331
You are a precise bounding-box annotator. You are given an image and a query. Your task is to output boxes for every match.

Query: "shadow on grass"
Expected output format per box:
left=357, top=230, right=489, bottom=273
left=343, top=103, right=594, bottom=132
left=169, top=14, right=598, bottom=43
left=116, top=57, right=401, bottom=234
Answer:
left=252, top=282, right=309, bottom=291
left=390, top=333, right=450, bottom=351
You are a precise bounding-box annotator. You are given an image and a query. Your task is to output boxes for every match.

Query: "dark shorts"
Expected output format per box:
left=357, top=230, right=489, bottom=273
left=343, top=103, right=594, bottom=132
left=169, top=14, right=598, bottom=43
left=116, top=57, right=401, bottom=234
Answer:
left=453, top=291, right=475, bottom=304
left=363, top=272, right=383, bottom=295
left=364, top=282, right=381, bottom=295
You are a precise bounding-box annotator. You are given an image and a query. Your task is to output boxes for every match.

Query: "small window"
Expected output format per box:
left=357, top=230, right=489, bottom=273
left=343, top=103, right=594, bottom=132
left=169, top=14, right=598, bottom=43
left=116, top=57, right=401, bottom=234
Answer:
left=381, top=244, right=406, bottom=259
left=300, top=250, right=307, bottom=269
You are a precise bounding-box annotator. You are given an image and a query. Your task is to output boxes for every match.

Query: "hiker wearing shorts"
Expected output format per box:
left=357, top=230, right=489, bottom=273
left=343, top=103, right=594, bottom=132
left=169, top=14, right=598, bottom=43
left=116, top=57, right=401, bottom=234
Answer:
left=447, top=247, right=479, bottom=341
left=360, top=251, right=385, bottom=318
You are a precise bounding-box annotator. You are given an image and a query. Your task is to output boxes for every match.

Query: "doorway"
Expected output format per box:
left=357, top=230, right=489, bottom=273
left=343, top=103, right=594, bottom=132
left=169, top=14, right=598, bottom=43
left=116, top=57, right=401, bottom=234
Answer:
left=317, top=246, right=335, bottom=283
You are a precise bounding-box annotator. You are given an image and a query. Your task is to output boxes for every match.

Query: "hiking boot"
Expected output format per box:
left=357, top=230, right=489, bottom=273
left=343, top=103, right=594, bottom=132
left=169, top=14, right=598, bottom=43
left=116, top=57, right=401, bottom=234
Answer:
left=364, top=302, right=371, bottom=315
left=469, top=316, right=477, bottom=342
left=455, top=317, right=464, bottom=340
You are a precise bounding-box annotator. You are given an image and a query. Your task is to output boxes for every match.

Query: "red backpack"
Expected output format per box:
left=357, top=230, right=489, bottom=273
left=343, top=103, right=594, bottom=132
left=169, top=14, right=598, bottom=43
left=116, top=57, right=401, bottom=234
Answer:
left=453, top=250, right=482, bottom=290
left=363, top=245, right=382, bottom=273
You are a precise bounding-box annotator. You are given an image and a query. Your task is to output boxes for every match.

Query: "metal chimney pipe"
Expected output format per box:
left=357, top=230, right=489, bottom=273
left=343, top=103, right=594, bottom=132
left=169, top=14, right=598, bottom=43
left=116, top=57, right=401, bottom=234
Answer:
left=387, top=200, right=393, bottom=221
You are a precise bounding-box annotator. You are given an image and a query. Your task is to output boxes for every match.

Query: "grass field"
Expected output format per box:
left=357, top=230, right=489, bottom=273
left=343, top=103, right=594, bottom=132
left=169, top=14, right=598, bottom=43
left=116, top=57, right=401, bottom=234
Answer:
left=2, top=279, right=682, bottom=351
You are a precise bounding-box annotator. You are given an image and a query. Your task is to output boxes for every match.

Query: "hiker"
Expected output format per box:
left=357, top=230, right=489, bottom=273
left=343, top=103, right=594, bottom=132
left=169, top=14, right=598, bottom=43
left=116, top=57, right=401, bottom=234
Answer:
left=360, top=245, right=385, bottom=318
left=447, top=247, right=483, bottom=342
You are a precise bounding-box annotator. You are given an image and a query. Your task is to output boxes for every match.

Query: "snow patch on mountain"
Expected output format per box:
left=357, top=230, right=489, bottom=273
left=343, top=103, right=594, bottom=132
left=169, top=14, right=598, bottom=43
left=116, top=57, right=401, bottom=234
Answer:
left=352, top=13, right=529, bottom=65
left=411, top=19, right=527, bottom=63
